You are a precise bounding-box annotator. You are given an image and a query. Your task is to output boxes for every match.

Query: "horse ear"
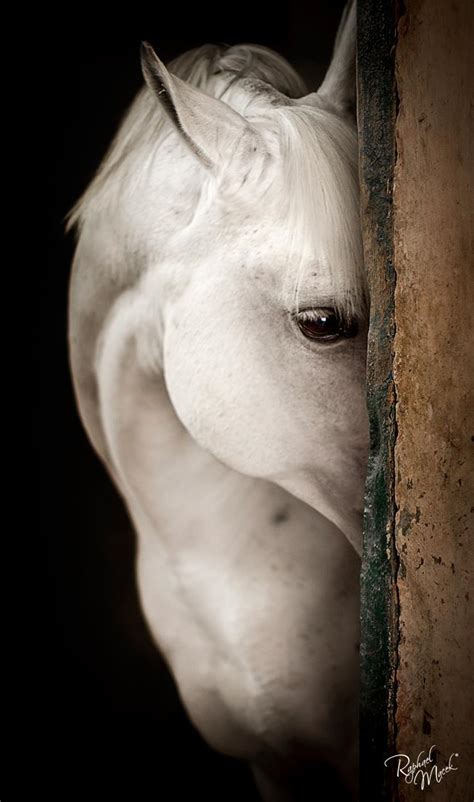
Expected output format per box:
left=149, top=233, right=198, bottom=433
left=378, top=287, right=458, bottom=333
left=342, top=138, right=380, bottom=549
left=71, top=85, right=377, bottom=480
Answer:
left=318, top=0, right=356, bottom=114
left=140, top=42, right=253, bottom=170
left=299, top=0, right=356, bottom=116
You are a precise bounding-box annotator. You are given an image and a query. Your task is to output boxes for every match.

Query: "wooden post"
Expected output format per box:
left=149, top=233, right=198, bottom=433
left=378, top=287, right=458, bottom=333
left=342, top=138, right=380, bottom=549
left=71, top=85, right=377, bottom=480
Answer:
left=358, top=1, right=474, bottom=799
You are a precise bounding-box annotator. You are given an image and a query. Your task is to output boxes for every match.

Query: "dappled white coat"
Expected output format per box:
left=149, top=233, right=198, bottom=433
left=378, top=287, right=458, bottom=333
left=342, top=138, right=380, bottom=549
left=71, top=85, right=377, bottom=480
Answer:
left=69, top=2, right=367, bottom=799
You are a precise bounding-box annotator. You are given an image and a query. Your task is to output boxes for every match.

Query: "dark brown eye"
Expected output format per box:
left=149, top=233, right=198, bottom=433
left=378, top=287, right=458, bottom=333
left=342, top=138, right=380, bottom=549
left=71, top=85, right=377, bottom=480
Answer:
left=296, top=308, right=358, bottom=342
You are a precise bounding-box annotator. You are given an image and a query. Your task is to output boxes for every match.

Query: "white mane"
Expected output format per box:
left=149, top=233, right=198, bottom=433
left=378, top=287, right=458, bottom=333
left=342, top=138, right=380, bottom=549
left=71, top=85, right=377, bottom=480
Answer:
left=67, top=44, right=306, bottom=230
left=68, top=42, right=366, bottom=319
left=276, top=105, right=365, bottom=317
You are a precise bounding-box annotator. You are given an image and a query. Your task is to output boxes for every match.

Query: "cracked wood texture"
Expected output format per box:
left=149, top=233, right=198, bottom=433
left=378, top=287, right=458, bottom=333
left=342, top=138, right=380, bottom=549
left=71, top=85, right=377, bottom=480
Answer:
left=393, top=0, right=474, bottom=800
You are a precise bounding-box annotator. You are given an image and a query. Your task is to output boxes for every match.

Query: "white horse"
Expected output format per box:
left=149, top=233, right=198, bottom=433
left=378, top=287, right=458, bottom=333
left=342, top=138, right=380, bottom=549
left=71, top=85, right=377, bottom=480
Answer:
left=68, top=2, right=368, bottom=799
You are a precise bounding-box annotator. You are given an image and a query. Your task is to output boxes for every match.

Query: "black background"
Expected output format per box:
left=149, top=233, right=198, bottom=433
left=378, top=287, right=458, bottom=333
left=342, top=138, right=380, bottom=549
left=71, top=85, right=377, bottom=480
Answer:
left=42, top=2, right=346, bottom=798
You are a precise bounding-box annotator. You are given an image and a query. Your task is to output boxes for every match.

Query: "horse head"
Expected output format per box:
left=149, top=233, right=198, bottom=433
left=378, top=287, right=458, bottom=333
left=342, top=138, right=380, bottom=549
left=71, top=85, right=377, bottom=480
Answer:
left=136, top=2, right=368, bottom=554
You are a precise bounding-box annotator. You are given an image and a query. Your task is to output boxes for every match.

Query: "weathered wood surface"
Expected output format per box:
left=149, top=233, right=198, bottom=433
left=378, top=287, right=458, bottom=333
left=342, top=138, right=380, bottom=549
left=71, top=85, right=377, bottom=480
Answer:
left=359, top=0, right=474, bottom=799
left=393, top=0, right=474, bottom=799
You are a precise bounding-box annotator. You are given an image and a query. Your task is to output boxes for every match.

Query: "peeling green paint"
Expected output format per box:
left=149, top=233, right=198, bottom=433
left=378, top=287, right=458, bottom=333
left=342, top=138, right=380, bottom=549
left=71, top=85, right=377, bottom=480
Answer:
left=357, top=0, right=399, bottom=799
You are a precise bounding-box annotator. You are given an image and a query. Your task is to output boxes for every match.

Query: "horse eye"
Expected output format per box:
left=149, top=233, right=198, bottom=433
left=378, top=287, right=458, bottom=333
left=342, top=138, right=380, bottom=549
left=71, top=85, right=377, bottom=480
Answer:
left=295, top=309, right=358, bottom=342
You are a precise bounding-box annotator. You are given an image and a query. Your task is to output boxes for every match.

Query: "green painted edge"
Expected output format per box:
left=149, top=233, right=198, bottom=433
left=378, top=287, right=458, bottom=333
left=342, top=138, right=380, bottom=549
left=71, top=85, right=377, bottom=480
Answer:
left=357, top=0, right=399, bottom=799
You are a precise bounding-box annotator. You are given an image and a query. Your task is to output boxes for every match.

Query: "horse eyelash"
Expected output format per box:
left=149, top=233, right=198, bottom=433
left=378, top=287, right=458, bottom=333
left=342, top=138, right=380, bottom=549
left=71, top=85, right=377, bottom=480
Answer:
left=294, top=307, right=336, bottom=321
left=298, top=307, right=329, bottom=316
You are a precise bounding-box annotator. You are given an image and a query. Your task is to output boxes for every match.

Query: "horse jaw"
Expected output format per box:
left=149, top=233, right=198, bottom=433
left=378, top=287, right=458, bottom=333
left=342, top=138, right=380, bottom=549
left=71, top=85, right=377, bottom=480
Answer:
left=270, top=470, right=365, bottom=557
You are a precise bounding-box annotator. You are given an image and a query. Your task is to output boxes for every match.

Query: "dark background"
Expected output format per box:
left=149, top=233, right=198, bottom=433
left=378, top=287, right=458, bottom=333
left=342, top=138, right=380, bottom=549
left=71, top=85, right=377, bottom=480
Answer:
left=42, top=2, right=346, bottom=798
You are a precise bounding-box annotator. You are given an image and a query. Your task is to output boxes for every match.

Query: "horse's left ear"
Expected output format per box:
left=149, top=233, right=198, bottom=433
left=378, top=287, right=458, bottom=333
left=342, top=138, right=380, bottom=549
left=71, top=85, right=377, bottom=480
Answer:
left=140, top=42, right=256, bottom=171
left=299, top=0, right=356, bottom=116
